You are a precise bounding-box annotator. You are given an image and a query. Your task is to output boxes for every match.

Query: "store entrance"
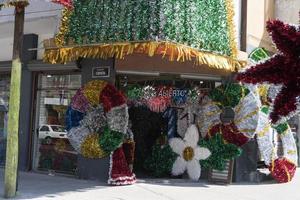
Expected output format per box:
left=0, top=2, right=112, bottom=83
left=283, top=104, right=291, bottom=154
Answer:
left=117, top=74, right=218, bottom=178
left=32, top=73, right=81, bottom=175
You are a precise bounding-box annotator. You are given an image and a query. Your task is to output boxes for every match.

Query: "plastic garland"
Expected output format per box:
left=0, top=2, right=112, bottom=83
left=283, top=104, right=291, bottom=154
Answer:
left=144, top=144, right=177, bottom=177
left=43, top=0, right=247, bottom=71
left=198, top=83, right=260, bottom=146
left=59, top=0, right=235, bottom=56
left=236, top=19, right=300, bottom=125
left=169, top=125, right=211, bottom=181
left=198, top=133, right=242, bottom=171
left=66, top=80, right=136, bottom=185
left=256, top=106, right=297, bottom=183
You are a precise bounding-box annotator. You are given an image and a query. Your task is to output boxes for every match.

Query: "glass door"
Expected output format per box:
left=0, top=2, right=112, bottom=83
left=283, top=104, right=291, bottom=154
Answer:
left=33, top=73, right=81, bottom=175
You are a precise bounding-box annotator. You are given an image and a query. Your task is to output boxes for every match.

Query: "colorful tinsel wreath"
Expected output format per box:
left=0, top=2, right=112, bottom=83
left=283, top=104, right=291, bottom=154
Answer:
left=66, top=80, right=135, bottom=185
left=197, top=83, right=260, bottom=146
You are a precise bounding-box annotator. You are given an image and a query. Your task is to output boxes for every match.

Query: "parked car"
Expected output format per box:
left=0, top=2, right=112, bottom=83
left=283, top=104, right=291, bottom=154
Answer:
left=39, top=125, right=67, bottom=144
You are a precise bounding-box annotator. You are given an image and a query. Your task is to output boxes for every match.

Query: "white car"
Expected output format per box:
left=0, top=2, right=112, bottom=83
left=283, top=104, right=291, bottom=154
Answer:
left=39, top=125, right=67, bottom=144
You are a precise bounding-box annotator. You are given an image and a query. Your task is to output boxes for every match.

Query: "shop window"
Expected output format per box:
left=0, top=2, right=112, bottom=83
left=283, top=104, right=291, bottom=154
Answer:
left=34, top=74, right=81, bottom=175
left=0, top=75, right=10, bottom=167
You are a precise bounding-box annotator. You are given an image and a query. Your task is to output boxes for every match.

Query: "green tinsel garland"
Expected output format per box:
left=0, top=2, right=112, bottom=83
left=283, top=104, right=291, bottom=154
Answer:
left=144, top=144, right=177, bottom=177
left=274, top=123, right=289, bottom=135
left=98, top=127, right=124, bottom=153
left=126, top=85, right=144, bottom=101
left=260, top=106, right=289, bottom=135
left=209, top=83, right=250, bottom=108
left=199, top=133, right=242, bottom=170
left=64, top=0, right=233, bottom=56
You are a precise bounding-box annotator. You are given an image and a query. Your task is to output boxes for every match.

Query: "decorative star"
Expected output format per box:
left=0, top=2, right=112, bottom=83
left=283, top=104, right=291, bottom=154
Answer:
left=198, top=133, right=242, bottom=171
left=236, top=19, right=300, bottom=124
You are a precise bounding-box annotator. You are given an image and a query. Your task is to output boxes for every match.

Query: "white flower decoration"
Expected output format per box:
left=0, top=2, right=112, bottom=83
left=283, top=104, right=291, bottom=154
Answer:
left=169, top=125, right=211, bottom=181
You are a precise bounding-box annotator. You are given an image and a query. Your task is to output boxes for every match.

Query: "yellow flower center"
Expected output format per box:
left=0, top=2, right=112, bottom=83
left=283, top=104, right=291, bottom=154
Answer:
left=183, top=146, right=194, bottom=161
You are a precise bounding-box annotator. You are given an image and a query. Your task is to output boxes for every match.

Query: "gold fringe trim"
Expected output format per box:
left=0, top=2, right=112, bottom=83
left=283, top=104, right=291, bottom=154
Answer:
left=43, top=41, right=246, bottom=72
left=225, top=0, right=238, bottom=59
left=55, top=8, right=72, bottom=47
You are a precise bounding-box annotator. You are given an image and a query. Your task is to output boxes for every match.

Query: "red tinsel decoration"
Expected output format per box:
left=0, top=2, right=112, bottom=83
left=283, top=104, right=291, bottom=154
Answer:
left=236, top=19, right=300, bottom=124
left=100, top=84, right=126, bottom=112
left=269, top=158, right=297, bottom=183
left=122, top=140, right=135, bottom=165
left=207, top=123, right=249, bottom=146
left=108, top=147, right=136, bottom=185
left=51, top=0, right=73, bottom=8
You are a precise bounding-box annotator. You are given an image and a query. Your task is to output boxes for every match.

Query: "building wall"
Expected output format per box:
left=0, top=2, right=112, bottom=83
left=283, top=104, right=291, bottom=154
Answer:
left=275, top=0, right=300, bottom=24
left=247, top=0, right=299, bottom=53
left=0, top=1, right=62, bottom=61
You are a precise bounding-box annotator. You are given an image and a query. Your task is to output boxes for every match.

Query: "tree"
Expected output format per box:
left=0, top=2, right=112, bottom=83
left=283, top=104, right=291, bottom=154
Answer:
left=0, top=0, right=28, bottom=198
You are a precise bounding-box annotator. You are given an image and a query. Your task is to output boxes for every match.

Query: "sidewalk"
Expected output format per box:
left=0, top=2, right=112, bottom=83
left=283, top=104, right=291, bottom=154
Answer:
left=0, top=169, right=300, bottom=200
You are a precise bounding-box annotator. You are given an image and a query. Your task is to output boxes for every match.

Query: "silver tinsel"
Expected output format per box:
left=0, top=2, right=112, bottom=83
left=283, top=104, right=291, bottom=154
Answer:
left=80, top=105, right=107, bottom=134
left=142, top=85, right=156, bottom=100
left=67, top=126, right=91, bottom=152
left=280, top=126, right=298, bottom=165
left=197, top=96, right=221, bottom=138
left=256, top=110, right=276, bottom=165
left=106, top=104, right=129, bottom=134
left=234, top=92, right=260, bottom=138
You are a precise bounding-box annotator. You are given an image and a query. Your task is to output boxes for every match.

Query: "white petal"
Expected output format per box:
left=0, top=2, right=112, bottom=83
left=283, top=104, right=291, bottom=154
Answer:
left=194, top=147, right=211, bottom=160
left=169, top=138, right=186, bottom=156
left=172, top=157, right=187, bottom=176
left=187, top=159, right=201, bottom=181
left=184, top=125, right=199, bottom=148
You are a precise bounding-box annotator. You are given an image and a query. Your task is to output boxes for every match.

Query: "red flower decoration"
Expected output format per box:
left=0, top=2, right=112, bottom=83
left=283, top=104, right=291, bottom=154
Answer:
left=207, top=123, right=249, bottom=146
left=236, top=19, right=300, bottom=124
left=269, top=158, right=296, bottom=183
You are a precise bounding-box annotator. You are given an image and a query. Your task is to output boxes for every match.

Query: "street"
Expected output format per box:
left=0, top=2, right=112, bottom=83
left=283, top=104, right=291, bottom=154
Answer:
left=1, top=169, right=300, bottom=200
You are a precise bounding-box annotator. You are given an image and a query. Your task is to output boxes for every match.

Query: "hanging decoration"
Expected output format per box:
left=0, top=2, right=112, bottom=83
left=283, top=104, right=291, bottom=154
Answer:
left=43, top=0, right=246, bottom=71
left=162, top=108, right=178, bottom=139
left=197, top=83, right=260, bottom=146
left=236, top=19, right=300, bottom=125
left=198, top=133, right=242, bottom=171
left=169, top=125, right=211, bottom=181
left=144, top=144, right=177, bottom=177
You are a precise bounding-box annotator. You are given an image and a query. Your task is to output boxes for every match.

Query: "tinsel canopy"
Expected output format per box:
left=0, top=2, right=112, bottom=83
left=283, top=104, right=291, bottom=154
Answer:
left=43, top=0, right=246, bottom=71
left=236, top=19, right=300, bottom=124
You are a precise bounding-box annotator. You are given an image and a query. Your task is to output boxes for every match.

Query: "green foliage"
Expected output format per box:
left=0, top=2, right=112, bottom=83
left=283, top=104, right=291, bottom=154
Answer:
left=99, top=127, right=124, bottom=153
left=199, top=133, right=242, bottom=170
left=65, top=0, right=233, bottom=56
left=209, top=83, right=249, bottom=108
left=274, top=123, right=289, bottom=135
left=144, top=144, right=177, bottom=177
